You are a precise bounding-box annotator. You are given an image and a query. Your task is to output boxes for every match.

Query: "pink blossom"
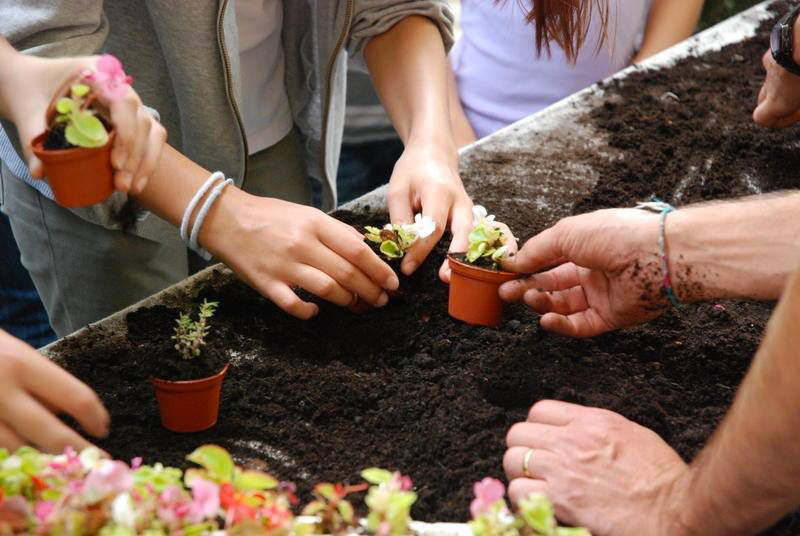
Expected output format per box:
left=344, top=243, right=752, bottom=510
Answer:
left=377, top=520, right=391, bottom=536
left=85, top=54, right=133, bottom=101
left=158, top=485, right=192, bottom=526
left=470, top=477, right=506, bottom=519
left=187, top=478, right=220, bottom=522
left=83, top=460, right=133, bottom=501
left=260, top=503, right=293, bottom=531
left=34, top=501, right=55, bottom=523
left=130, top=457, right=143, bottom=469
left=389, top=472, right=413, bottom=491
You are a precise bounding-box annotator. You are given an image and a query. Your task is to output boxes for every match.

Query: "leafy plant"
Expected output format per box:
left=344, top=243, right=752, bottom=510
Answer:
left=172, top=300, right=218, bottom=360
left=466, top=206, right=511, bottom=267
left=468, top=477, right=590, bottom=536
left=54, top=83, right=110, bottom=149
left=361, top=468, right=416, bottom=536
left=300, top=481, right=367, bottom=534
left=364, top=214, right=436, bottom=260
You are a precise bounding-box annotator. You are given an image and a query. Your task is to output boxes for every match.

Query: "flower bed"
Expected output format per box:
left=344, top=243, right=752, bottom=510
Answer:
left=41, top=2, right=798, bottom=534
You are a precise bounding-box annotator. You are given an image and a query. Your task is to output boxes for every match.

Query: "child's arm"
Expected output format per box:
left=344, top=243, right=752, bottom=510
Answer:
left=631, top=0, right=704, bottom=64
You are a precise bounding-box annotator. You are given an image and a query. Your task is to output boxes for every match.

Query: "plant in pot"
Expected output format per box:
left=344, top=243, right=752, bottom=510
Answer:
left=31, top=55, right=131, bottom=208
left=448, top=205, right=521, bottom=327
left=349, top=214, right=436, bottom=313
left=150, top=300, right=230, bottom=433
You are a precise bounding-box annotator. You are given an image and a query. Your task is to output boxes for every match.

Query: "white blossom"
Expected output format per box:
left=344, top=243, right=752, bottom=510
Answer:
left=111, top=492, right=137, bottom=528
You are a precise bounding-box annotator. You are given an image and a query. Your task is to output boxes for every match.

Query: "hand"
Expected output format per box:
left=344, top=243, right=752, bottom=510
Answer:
left=753, top=50, right=800, bottom=128
left=386, top=143, right=474, bottom=282
left=499, top=208, right=666, bottom=337
left=206, top=192, right=400, bottom=319
left=4, top=53, right=165, bottom=195
left=0, top=329, right=109, bottom=453
left=504, top=400, right=689, bottom=536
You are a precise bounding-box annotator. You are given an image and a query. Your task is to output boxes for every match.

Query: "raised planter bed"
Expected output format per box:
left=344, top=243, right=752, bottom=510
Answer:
left=45, top=2, right=799, bottom=533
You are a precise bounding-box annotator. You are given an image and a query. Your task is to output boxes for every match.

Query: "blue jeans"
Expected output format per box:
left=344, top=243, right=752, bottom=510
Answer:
left=0, top=213, right=55, bottom=348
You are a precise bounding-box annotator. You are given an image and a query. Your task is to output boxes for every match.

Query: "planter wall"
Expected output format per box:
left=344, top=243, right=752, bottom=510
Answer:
left=42, top=2, right=789, bottom=533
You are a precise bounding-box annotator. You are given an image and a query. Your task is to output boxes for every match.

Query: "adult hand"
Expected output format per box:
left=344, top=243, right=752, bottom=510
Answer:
left=386, top=143, right=474, bottom=282
left=753, top=50, right=800, bottom=128
left=504, top=400, right=689, bottom=536
left=0, top=329, right=109, bottom=453
left=206, top=193, right=400, bottom=319
left=4, top=53, right=165, bottom=195
left=498, top=208, right=666, bottom=337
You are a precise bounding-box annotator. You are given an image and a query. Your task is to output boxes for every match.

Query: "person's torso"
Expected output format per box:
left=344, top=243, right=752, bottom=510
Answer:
left=452, top=0, right=650, bottom=138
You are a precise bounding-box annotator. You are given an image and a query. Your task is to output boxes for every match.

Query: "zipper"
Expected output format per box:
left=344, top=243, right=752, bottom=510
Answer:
left=319, top=0, right=355, bottom=207
left=217, top=0, right=249, bottom=182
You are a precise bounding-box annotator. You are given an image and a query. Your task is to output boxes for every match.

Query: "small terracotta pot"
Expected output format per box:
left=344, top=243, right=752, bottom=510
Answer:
left=32, top=130, right=115, bottom=208
left=150, top=363, right=230, bottom=433
left=448, top=254, right=521, bottom=327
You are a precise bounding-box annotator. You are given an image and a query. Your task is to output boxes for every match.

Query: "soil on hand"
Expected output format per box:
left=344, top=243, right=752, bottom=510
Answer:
left=52, top=5, right=800, bottom=534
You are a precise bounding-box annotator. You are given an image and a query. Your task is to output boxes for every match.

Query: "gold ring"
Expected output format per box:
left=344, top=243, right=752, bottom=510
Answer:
left=522, top=448, right=534, bottom=478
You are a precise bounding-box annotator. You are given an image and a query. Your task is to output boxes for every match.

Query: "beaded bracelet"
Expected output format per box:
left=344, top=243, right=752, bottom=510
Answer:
left=635, top=200, right=680, bottom=308
left=180, top=171, right=232, bottom=261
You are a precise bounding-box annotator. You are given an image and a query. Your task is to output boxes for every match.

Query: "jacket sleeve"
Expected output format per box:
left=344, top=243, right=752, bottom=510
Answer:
left=348, top=0, right=455, bottom=68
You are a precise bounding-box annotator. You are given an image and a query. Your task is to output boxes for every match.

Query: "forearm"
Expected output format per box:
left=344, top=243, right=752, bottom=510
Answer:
left=365, top=15, right=455, bottom=157
left=632, top=0, right=703, bottom=63
left=0, top=38, right=27, bottom=119
left=667, top=193, right=800, bottom=302
left=674, top=267, right=800, bottom=534
left=447, top=64, right=477, bottom=149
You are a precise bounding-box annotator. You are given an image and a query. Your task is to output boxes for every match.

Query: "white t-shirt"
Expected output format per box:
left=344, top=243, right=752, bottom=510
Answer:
left=236, top=0, right=293, bottom=154
left=451, top=0, right=650, bottom=139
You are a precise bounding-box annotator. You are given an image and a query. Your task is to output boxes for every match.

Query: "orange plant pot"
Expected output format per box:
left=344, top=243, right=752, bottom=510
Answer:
left=448, top=255, right=521, bottom=327
left=32, top=130, right=115, bottom=208
left=150, top=363, right=229, bottom=433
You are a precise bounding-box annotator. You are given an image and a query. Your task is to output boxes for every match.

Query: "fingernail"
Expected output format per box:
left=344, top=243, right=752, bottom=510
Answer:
left=403, top=260, right=418, bottom=276
left=386, top=273, right=400, bottom=291
left=117, top=171, right=132, bottom=190
left=376, top=292, right=389, bottom=307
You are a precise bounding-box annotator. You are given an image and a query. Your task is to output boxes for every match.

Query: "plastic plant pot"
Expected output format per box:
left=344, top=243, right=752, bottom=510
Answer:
left=32, top=130, right=115, bottom=208
left=150, top=363, right=230, bottom=433
left=447, top=254, right=521, bottom=327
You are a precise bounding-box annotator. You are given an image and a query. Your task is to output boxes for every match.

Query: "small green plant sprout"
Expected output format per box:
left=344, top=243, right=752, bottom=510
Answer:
left=466, top=205, right=512, bottom=267
left=54, top=83, right=110, bottom=148
left=469, top=478, right=590, bottom=536
left=364, top=214, right=436, bottom=260
left=172, top=300, right=218, bottom=360
left=300, top=481, right=368, bottom=534
left=361, top=468, right=416, bottom=536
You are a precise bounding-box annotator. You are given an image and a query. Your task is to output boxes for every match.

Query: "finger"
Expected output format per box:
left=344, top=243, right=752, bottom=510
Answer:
left=117, top=106, right=153, bottom=190
left=522, top=286, right=589, bottom=316
left=527, top=400, right=584, bottom=426
left=507, top=478, right=549, bottom=506
left=439, top=198, right=473, bottom=283
left=103, top=91, right=141, bottom=191
left=773, top=108, right=800, bottom=128
left=261, top=281, right=319, bottom=320
left=505, top=421, right=563, bottom=449
left=0, top=421, right=25, bottom=451
left=129, top=122, right=167, bottom=195
left=757, top=83, right=767, bottom=105
left=20, top=352, right=109, bottom=438
left=539, top=309, right=613, bottom=338
left=387, top=183, right=415, bottom=226
left=3, top=393, right=95, bottom=453
left=401, top=189, right=450, bottom=276
left=302, top=245, right=390, bottom=307
left=753, top=102, right=777, bottom=127
left=318, top=221, right=400, bottom=292
left=503, top=447, right=561, bottom=481
left=499, top=226, right=564, bottom=274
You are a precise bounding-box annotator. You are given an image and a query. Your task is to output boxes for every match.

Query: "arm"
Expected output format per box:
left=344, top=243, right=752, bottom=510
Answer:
left=365, top=15, right=474, bottom=282
left=500, top=193, right=800, bottom=337
left=631, top=0, right=704, bottom=64
left=447, top=63, right=478, bottom=149
left=753, top=14, right=800, bottom=128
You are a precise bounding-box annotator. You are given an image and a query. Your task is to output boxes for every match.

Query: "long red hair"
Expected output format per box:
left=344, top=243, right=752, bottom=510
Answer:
left=515, top=0, right=610, bottom=62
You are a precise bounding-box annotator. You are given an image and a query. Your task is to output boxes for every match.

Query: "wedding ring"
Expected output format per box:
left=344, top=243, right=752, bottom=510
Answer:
left=522, top=448, right=534, bottom=478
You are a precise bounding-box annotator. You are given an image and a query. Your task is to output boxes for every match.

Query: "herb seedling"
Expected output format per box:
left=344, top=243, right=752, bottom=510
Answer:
left=361, top=468, right=417, bottom=536
left=301, top=481, right=368, bottom=534
left=53, top=83, right=109, bottom=149
left=466, top=206, right=512, bottom=268
left=172, top=300, right=218, bottom=360
left=364, top=214, right=436, bottom=260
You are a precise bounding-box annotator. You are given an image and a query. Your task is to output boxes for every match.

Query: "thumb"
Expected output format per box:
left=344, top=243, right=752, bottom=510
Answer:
left=499, top=225, right=564, bottom=274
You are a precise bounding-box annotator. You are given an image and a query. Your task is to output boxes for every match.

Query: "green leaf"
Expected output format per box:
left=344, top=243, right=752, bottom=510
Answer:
left=234, top=469, right=277, bottom=491
left=71, top=110, right=108, bottom=144
left=466, top=241, right=487, bottom=263
left=186, top=445, right=234, bottom=483
left=556, top=528, right=592, bottom=536
left=379, top=240, right=402, bottom=259
left=302, top=500, right=326, bottom=516
left=56, top=97, right=75, bottom=114
left=361, top=467, right=392, bottom=485
left=491, top=245, right=508, bottom=262
left=71, top=83, right=90, bottom=98
left=518, top=493, right=556, bottom=534
left=337, top=499, right=354, bottom=524
left=316, top=482, right=337, bottom=501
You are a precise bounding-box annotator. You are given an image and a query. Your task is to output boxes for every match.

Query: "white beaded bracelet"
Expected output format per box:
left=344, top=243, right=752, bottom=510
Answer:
left=180, top=171, right=224, bottom=243
left=180, top=171, right=232, bottom=261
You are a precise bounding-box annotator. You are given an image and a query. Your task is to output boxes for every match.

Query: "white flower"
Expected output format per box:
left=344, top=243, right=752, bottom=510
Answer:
left=79, top=447, right=102, bottom=470
left=472, top=205, right=488, bottom=226
left=412, top=214, right=436, bottom=239
left=111, top=492, right=137, bottom=528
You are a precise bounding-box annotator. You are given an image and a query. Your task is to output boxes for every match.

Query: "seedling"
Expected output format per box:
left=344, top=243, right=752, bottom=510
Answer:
left=361, top=468, right=417, bottom=536
left=466, top=206, right=511, bottom=268
left=301, top=481, right=367, bottom=534
left=364, top=214, right=436, bottom=260
left=172, top=300, right=218, bottom=360
left=53, top=83, right=109, bottom=148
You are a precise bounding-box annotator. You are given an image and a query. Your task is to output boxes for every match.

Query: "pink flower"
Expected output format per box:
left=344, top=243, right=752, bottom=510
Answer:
left=157, top=485, right=192, bottom=526
left=130, top=457, right=143, bottom=469
left=187, top=478, right=220, bottom=522
left=85, top=54, right=133, bottom=101
left=83, top=460, right=133, bottom=501
left=470, top=477, right=506, bottom=519
left=389, top=472, right=413, bottom=492
left=34, top=500, right=55, bottom=523
left=377, top=520, right=391, bottom=536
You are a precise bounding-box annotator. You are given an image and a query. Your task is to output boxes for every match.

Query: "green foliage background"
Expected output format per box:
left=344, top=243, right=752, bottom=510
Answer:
left=698, top=0, right=767, bottom=31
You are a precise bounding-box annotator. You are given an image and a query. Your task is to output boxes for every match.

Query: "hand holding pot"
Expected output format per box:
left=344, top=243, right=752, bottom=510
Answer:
left=0, top=329, right=109, bottom=453
left=499, top=208, right=666, bottom=337
left=753, top=51, right=800, bottom=128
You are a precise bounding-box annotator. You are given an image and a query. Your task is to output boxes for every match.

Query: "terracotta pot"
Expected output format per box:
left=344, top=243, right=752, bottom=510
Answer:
left=447, top=254, right=521, bottom=327
left=150, top=363, right=230, bottom=433
left=32, top=130, right=115, bottom=208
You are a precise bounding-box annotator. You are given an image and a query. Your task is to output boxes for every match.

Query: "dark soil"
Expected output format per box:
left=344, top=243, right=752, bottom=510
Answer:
left=450, top=252, right=504, bottom=272
left=50, top=4, right=800, bottom=534
left=43, top=124, right=70, bottom=150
